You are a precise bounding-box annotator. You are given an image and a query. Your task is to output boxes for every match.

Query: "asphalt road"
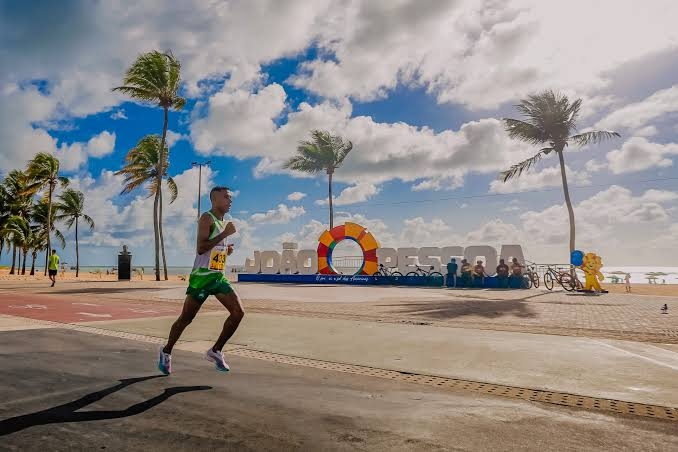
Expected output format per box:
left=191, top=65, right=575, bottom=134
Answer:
left=1, top=329, right=677, bottom=451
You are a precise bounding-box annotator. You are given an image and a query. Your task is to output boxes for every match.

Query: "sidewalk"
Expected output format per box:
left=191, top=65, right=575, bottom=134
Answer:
left=83, top=311, right=678, bottom=407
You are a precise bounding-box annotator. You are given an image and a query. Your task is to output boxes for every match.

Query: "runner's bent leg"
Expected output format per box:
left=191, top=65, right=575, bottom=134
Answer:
left=212, top=291, right=244, bottom=352
left=164, top=295, right=202, bottom=354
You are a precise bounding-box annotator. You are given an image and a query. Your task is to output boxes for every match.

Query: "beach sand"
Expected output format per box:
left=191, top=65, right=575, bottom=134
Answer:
left=0, top=268, right=191, bottom=283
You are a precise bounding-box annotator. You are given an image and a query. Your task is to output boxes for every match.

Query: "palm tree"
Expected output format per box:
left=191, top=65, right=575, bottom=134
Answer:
left=115, top=135, right=178, bottom=280
left=0, top=183, right=9, bottom=263
left=2, top=216, right=32, bottom=275
left=25, top=153, right=69, bottom=275
left=500, top=90, right=620, bottom=255
left=113, top=50, right=185, bottom=281
left=284, top=130, right=353, bottom=229
left=27, top=228, right=48, bottom=276
left=2, top=170, right=33, bottom=274
left=55, top=189, right=95, bottom=278
left=32, top=201, right=66, bottom=258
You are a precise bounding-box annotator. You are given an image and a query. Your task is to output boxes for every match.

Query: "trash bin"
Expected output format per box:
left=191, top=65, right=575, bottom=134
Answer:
left=118, top=245, right=132, bottom=280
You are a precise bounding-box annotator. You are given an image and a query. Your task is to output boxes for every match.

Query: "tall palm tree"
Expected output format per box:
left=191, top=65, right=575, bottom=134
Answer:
left=2, top=216, right=32, bottom=275
left=55, top=189, right=95, bottom=278
left=113, top=50, right=185, bottom=281
left=32, top=201, right=66, bottom=258
left=500, top=90, right=620, bottom=256
left=25, top=153, right=69, bottom=275
left=27, top=228, right=48, bottom=276
left=284, top=130, right=353, bottom=229
left=115, top=135, right=178, bottom=280
left=2, top=170, right=32, bottom=274
left=0, top=183, right=9, bottom=263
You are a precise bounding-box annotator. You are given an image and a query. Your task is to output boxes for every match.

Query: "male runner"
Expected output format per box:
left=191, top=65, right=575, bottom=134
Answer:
left=158, top=186, right=244, bottom=374
left=48, top=250, right=60, bottom=287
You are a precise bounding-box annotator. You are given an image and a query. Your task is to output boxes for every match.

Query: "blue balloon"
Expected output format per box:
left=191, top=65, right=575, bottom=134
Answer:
left=571, top=250, right=584, bottom=266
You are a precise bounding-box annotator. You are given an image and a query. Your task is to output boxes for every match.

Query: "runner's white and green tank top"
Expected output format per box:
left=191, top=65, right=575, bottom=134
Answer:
left=190, top=211, right=229, bottom=286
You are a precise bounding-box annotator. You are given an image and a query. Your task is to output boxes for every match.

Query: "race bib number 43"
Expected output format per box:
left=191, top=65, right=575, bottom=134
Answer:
left=209, top=249, right=227, bottom=271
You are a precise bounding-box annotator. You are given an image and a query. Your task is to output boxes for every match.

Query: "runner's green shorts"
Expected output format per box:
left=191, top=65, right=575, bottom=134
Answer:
left=186, top=273, right=234, bottom=304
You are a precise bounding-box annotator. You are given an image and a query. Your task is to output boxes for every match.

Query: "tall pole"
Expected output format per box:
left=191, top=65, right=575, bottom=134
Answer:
left=191, top=160, right=211, bottom=221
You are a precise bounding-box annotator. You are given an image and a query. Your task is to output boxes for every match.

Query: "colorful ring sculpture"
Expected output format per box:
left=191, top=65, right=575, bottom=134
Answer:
left=317, top=222, right=379, bottom=275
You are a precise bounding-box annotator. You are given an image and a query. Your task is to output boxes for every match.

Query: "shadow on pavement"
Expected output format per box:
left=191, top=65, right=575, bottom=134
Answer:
left=0, top=375, right=211, bottom=436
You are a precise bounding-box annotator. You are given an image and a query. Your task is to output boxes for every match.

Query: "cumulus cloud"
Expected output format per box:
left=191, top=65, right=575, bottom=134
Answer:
left=250, top=204, right=306, bottom=224
left=315, top=182, right=380, bottom=206
left=287, top=191, right=307, bottom=201
left=605, top=137, right=678, bottom=174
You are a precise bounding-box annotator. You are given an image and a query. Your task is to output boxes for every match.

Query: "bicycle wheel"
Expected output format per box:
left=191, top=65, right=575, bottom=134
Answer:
left=406, top=271, right=418, bottom=277
left=530, top=273, right=540, bottom=288
left=372, top=271, right=382, bottom=277
left=544, top=272, right=554, bottom=290
left=429, top=272, right=444, bottom=286
left=560, top=273, right=576, bottom=291
left=391, top=271, right=403, bottom=277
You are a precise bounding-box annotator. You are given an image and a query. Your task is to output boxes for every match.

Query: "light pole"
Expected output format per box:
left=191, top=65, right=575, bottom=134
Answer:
left=191, top=160, right=211, bottom=220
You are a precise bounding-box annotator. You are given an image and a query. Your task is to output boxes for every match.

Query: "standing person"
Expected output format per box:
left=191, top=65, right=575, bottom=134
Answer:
left=625, top=273, right=632, bottom=293
left=48, top=250, right=60, bottom=287
left=158, top=187, right=244, bottom=375
left=496, top=259, right=510, bottom=288
left=446, top=258, right=458, bottom=288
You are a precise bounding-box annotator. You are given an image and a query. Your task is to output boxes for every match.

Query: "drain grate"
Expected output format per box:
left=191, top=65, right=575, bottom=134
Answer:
left=3, top=314, right=677, bottom=422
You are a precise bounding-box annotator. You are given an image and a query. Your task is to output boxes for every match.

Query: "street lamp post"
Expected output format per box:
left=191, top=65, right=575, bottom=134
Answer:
left=191, top=160, right=211, bottom=220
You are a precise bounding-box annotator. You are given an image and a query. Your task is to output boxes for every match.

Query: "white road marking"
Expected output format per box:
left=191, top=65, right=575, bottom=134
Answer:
left=72, top=302, right=101, bottom=307
left=593, top=340, right=678, bottom=372
left=76, top=312, right=112, bottom=318
left=8, top=304, right=47, bottom=310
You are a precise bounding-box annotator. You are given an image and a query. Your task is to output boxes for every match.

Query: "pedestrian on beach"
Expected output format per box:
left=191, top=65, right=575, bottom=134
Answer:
left=625, top=273, right=631, bottom=293
left=48, top=250, right=60, bottom=287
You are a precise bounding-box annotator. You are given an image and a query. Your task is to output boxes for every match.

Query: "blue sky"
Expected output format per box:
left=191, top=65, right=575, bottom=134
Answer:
left=1, top=0, right=678, bottom=267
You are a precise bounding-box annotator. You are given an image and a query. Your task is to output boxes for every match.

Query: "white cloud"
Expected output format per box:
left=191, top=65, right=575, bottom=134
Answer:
left=290, top=0, right=678, bottom=109
left=411, top=175, right=464, bottom=192
left=166, top=130, right=188, bottom=148
left=585, top=159, right=607, bottom=173
left=53, top=130, right=117, bottom=172
left=287, top=191, right=307, bottom=201
left=110, top=109, right=127, bottom=120
left=399, top=217, right=456, bottom=247
left=596, top=85, right=678, bottom=133
left=315, top=182, right=380, bottom=206
left=489, top=165, right=590, bottom=194
left=605, top=137, right=678, bottom=174
left=250, top=204, right=306, bottom=224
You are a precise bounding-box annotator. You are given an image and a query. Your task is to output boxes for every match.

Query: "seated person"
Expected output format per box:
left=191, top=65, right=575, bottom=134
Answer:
left=473, top=260, right=486, bottom=287
left=509, top=258, right=524, bottom=287
left=446, top=258, right=458, bottom=287
left=496, top=259, right=509, bottom=288
left=459, top=259, right=472, bottom=287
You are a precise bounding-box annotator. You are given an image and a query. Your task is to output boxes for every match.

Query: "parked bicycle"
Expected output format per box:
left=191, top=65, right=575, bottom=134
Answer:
left=373, top=263, right=403, bottom=282
left=543, top=265, right=582, bottom=291
left=523, top=262, right=540, bottom=289
left=405, top=265, right=444, bottom=285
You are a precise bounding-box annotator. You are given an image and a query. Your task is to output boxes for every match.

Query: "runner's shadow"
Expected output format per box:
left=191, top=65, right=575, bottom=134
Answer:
left=0, top=375, right=211, bottom=436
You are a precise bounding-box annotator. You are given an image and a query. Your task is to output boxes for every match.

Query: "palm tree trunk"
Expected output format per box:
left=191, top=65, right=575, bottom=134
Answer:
left=44, top=183, right=54, bottom=276
left=557, top=150, right=576, bottom=255
left=21, top=250, right=27, bottom=275
left=328, top=170, right=334, bottom=229
left=10, top=244, right=16, bottom=275
left=159, top=107, right=169, bottom=281
left=153, top=189, right=161, bottom=281
left=75, top=218, right=80, bottom=278
left=30, top=252, right=36, bottom=275
left=159, top=192, right=168, bottom=281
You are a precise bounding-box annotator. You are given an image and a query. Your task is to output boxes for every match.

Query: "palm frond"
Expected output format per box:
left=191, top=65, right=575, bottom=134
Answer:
left=503, top=118, right=549, bottom=145
left=53, top=229, right=66, bottom=249
left=166, top=176, right=178, bottom=204
left=499, top=148, right=552, bottom=182
left=569, top=130, right=621, bottom=147
left=82, top=214, right=95, bottom=231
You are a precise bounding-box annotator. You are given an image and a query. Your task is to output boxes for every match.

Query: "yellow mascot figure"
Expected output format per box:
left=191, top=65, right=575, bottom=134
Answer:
left=580, top=252, right=605, bottom=292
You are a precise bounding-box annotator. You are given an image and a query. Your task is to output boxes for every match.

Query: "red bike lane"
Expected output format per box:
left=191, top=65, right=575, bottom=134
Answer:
left=0, top=293, right=182, bottom=323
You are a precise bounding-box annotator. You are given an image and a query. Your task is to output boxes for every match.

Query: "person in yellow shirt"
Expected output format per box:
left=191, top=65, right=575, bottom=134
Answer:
left=48, top=250, right=60, bottom=287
